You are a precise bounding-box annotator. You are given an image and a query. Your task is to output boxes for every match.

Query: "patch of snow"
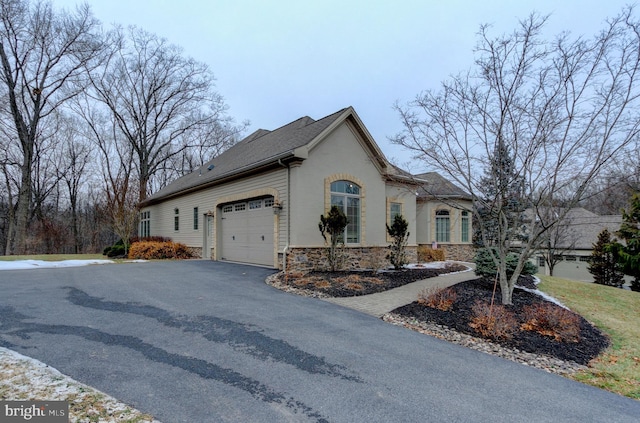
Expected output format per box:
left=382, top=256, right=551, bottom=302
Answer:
left=0, top=259, right=114, bottom=271
left=406, top=261, right=474, bottom=274
left=516, top=275, right=570, bottom=309
left=0, top=347, right=160, bottom=422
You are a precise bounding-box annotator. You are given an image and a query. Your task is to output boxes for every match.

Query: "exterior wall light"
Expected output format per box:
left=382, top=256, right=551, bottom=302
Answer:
left=273, top=201, right=283, bottom=215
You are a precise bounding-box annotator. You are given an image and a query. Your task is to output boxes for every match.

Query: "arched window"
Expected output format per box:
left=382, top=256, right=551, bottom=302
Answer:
left=435, top=210, right=450, bottom=243
left=330, top=180, right=360, bottom=243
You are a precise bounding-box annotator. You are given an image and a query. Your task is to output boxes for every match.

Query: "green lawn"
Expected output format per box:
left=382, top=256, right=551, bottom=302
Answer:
left=538, top=276, right=640, bottom=399
left=0, top=254, right=106, bottom=261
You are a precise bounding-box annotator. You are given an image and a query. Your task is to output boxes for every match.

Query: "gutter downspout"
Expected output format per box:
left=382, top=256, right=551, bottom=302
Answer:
left=278, top=159, right=291, bottom=272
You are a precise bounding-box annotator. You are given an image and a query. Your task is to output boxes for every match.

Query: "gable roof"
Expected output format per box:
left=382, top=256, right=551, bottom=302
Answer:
left=544, top=208, right=622, bottom=250
left=141, top=107, right=387, bottom=205
left=414, top=172, right=472, bottom=200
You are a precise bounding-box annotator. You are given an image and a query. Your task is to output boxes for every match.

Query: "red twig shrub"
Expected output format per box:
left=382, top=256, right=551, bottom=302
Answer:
left=521, top=303, right=581, bottom=343
left=418, top=286, right=457, bottom=311
left=469, top=300, right=518, bottom=340
left=128, top=241, right=193, bottom=260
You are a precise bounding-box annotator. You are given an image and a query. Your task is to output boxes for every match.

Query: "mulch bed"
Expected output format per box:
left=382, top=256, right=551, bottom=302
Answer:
left=277, top=263, right=468, bottom=297
left=276, top=266, right=609, bottom=365
left=392, top=277, right=610, bottom=365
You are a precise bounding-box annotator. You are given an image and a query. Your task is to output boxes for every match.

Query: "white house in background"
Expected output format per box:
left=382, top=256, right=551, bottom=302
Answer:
left=138, top=107, right=474, bottom=270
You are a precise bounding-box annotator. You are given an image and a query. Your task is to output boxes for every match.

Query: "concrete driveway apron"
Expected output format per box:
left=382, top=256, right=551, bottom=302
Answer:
left=1, top=261, right=638, bottom=422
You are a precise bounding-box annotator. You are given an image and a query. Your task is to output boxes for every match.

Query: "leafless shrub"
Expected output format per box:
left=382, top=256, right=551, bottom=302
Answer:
left=469, top=301, right=518, bottom=340
left=521, top=303, right=581, bottom=343
left=417, top=286, right=458, bottom=311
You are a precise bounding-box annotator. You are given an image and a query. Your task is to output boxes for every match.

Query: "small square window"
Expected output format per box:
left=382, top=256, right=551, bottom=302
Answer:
left=249, top=200, right=262, bottom=209
left=223, top=205, right=233, bottom=213
left=264, top=198, right=274, bottom=207
left=234, top=203, right=246, bottom=212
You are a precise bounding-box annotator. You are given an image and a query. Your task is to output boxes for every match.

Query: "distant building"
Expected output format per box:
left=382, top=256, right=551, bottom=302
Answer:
left=534, top=207, right=623, bottom=282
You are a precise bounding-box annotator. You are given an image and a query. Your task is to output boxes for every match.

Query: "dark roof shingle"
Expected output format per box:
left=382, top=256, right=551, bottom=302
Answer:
left=414, top=172, right=472, bottom=200
left=142, top=108, right=348, bottom=204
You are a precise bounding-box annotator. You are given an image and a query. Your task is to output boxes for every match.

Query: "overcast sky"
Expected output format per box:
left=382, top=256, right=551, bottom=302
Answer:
left=52, top=0, right=631, bottom=171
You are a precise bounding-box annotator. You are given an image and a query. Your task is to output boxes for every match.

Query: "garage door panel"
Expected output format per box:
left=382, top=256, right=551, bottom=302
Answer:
left=220, top=198, right=274, bottom=266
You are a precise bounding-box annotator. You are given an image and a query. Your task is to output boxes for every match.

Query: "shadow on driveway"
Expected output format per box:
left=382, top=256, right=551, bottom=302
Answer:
left=1, top=260, right=638, bottom=422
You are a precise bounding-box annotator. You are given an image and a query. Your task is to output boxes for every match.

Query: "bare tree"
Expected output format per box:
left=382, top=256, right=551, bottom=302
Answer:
left=73, top=94, right=139, bottom=252
left=538, top=208, right=579, bottom=276
left=0, top=0, right=102, bottom=254
left=82, top=26, right=244, bottom=202
left=394, top=9, right=640, bottom=304
left=55, top=116, right=92, bottom=253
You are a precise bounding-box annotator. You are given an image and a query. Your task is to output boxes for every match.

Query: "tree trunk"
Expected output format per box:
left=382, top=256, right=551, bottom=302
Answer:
left=4, top=211, right=14, bottom=256
left=71, top=198, right=80, bottom=254
left=13, top=159, right=33, bottom=255
left=498, top=264, right=513, bottom=305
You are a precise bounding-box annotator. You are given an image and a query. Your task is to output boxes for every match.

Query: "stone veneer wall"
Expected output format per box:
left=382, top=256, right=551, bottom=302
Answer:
left=187, top=246, right=203, bottom=258
left=284, top=246, right=418, bottom=273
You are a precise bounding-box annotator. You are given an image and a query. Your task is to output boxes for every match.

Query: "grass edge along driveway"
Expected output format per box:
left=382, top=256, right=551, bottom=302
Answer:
left=538, top=275, right=640, bottom=400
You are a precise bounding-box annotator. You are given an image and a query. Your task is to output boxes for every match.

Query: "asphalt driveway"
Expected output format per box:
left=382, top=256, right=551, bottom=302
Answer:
left=0, top=261, right=638, bottom=422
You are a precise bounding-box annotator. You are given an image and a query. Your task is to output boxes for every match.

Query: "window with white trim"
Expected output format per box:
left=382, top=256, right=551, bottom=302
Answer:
left=389, top=202, right=402, bottom=225
left=264, top=198, right=274, bottom=207
left=331, top=180, right=361, bottom=244
left=193, top=207, right=199, bottom=230
left=435, top=210, right=450, bottom=243
left=234, top=203, right=246, bottom=212
left=461, top=210, right=470, bottom=243
left=174, top=208, right=179, bottom=231
left=249, top=200, right=262, bottom=209
left=139, top=211, right=150, bottom=238
left=222, top=205, right=233, bottom=213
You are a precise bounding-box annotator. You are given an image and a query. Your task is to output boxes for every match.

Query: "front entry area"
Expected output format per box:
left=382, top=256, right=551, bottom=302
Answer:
left=219, top=197, right=275, bottom=267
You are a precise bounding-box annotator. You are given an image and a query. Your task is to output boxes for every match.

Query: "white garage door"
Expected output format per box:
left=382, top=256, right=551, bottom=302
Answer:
left=220, top=197, right=274, bottom=267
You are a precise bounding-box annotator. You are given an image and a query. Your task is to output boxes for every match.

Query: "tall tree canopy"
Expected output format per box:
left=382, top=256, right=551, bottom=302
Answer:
left=80, top=26, right=244, bottom=202
left=0, top=0, right=102, bottom=254
left=394, top=8, right=640, bottom=304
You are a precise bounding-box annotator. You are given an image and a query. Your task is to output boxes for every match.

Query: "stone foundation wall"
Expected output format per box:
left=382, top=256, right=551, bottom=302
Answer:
left=188, top=246, right=203, bottom=259
left=284, top=246, right=418, bottom=273
left=186, top=247, right=215, bottom=260
left=431, top=244, right=475, bottom=262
